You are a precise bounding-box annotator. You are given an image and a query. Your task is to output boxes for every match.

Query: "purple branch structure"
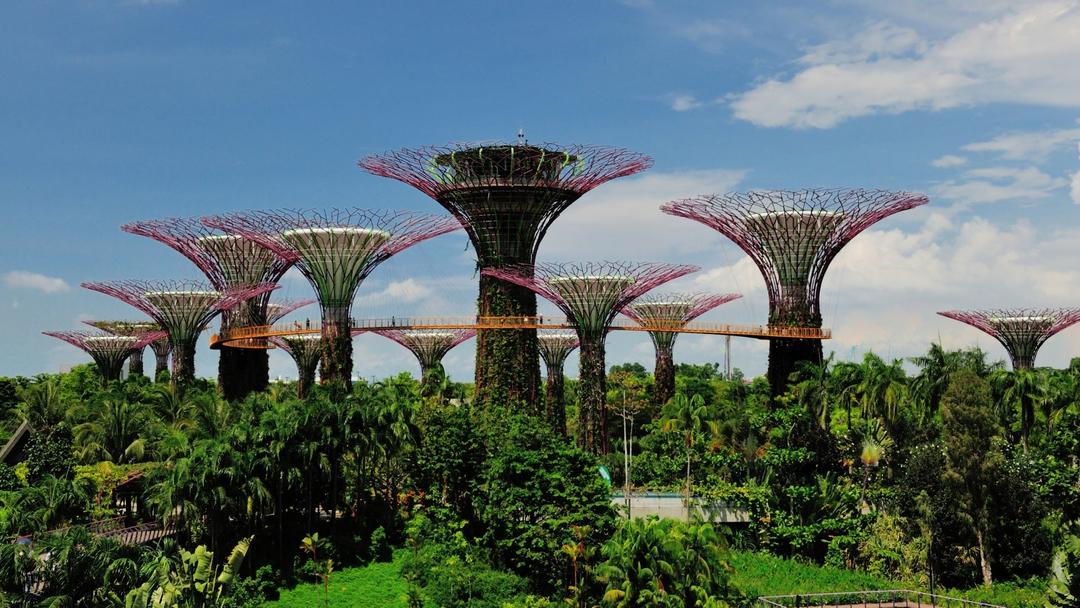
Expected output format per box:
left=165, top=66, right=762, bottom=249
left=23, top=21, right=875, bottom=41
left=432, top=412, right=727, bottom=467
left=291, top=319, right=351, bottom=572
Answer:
left=537, top=330, right=580, bottom=437
left=83, top=320, right=165, bottom=380
left=622, top=292, right=741, bottom=406
left=662, top=188, right=927, bottom=395
left=484, top=261, right=698, bottom=454
left=43, top=330, right=164, bottom=387
left=270, top=335, right=322, bottom=399
left=81, top=280, right=277, bottom=392
left=203, top=208, right=461, bottom=389
left=938, top=308, right=1080, bottom=370
left=360, top=141, right=652, bottom=411
left=122, top=216, right=294, bottom=399
left=373, top=328, right=476, bottom=390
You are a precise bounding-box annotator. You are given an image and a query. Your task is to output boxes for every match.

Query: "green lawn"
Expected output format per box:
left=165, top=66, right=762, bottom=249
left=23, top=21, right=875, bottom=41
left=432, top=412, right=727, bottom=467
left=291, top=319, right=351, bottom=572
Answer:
left=266, top=557, right=409, bottom=607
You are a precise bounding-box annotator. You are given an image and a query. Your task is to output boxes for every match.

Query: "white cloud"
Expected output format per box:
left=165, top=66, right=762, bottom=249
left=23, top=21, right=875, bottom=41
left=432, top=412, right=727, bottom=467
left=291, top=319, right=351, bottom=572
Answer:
left=356, top=278, right=433, bottom=306
left=731, top=3, right=1080, bottom=128
left=936, top=165, right=1067, bottom=206
left=2, top=270, right=70, bottom=294
left=1071, top=143, right=1080, bottom=203
left=962, top=123, right=1080, bottom=160
left=932, top=154, right=968, bottom=168
left=671, top=94, right=704, bottom=112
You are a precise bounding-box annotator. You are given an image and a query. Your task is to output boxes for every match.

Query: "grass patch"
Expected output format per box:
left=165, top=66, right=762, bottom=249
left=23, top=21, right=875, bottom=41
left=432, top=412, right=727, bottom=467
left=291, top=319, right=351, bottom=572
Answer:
left=266, top=556, right=409, bottom=607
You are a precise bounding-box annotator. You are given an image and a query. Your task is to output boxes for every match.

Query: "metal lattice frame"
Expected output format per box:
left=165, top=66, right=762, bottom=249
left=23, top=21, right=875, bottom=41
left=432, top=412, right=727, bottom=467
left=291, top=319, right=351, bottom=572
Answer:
left=484, top=261, right=698, bottom=453
left=622, top=292, right=741, bottom=405
left=360, top=141, right=652, bottom=411
left=938, top=308, right=1080, bottom=370
left=266, top=298, right=316, bottom=325
left=537, top=330, right=580, bottom=437
left=81, top=280, right=276, bottom=390
left=43, top=330, right=164, bottom=386
left=203, top=208, right=461, bottom=387
left=661, top=189, right=927, bottom=328
left=373, top=328, right=476, bottom=384
left=270, top=335, right=322, bottom=399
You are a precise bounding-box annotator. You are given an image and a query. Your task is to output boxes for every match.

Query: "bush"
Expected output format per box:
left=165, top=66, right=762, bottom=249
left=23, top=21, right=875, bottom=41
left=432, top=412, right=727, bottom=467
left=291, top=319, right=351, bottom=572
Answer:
left=0, top=464, right=20, bottom=491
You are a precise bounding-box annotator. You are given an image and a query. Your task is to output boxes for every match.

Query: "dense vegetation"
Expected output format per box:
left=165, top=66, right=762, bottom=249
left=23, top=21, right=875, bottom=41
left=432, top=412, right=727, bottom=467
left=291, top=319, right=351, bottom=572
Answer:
left=0, top=343, right=1078, bottom=606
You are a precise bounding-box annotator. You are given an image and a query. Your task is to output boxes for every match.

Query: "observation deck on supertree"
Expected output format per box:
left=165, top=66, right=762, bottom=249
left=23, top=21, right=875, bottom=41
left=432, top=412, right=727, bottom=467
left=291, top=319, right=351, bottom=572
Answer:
left=537, top=330, right=579, bottom=437
left=43, top=330, right=164, bottom=387
left=373, top=328, right=476, bottom=391
left=270, top=335, right=322, bottom=399
left=662, top=188, right=927, bottom=396
left=622, top=292, right=741, bottom=406
left=359, top=141, right=652, bottom=411
left=203, top=208, right=461, bottom=389
left=83, top=320, right=165, bottom=379
left=122, top=217, right=295, bottom=400
left=484, top=261, right=698, bottom=454
left=81, top=280, right=276, bottom=392
left=938, top=308, right=1080, bottom=370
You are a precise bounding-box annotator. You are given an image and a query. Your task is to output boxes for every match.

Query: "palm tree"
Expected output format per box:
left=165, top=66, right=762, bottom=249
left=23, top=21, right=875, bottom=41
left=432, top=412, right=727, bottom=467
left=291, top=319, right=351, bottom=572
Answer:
left=992, top=368, right=1048, bottom=453
left=73, top=398, right=149, bottom=464
left=791, top=354, right=835, bottom=430
left=16, top=380, right=67, bottom=431
left=854, top=353, right=908, bottom=434
left=660, top=393, right=716, bottom=521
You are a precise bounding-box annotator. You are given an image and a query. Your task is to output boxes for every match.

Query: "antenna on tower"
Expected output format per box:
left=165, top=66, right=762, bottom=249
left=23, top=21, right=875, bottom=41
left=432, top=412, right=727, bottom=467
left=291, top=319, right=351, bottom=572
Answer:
left=517, top=129, right=526, bottom=145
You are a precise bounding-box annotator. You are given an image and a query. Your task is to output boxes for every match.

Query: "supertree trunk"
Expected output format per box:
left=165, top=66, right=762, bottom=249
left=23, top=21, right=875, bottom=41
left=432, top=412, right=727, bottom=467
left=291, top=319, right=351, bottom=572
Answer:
left=544, top=362, right=567, bottom=438
left=218, top=347, right=270, bottom=400
left=101, top=360, right=124, bottom=388
left=153, top=347, right=170, bottom=381
left=654, top=342, right=676, bottom=407
left=578, top=338, right=608, bottom=455
left=172, top=339, right=198, bottom=393
left=297, top=364, right=315, bottom=400
left=768, top=338, right=822, bottom=397
left=320, top=305, right=353, bottom=390
left=475, top=273, right=540, bottom=411
left=128, top=348, right=145, bottom=379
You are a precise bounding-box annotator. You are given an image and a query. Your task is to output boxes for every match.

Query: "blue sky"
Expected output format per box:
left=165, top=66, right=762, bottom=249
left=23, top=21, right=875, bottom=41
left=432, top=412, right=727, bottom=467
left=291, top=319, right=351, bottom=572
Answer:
left=5, top=0, right=1080, bottom=382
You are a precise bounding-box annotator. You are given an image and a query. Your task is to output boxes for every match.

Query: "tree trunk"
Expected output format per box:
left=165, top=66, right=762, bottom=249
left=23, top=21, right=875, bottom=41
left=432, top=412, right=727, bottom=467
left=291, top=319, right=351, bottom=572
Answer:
left=768, top=338, right=823, bottom=398
left=685, top=449, right=693, bottom=521
left=319, top=305, right=352, bottom=390
left=171, top=339, right=197, bottom=394
left=128, top=348, right=145, bottom=378
left=544, top=362, right=567, bottom=437
left=474, top=274, right=540, bottom=412
left=654, top=344, right=675, bottom=407
left=975, top=528, right=993, bottom=587
left=577, top=338, right=608, bottom=455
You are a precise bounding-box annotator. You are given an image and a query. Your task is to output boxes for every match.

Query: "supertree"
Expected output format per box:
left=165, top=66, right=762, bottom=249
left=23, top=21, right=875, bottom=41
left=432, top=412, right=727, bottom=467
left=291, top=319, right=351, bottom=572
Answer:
left=484, top=261, right=698, bottom=454
left=224, top=298, right=317, bottom=350
left=662, top=188, right=927, bottom=395
left=83, top=320, right=164, bottom=379
left=373, top=328, right=476, bottom=391
left=121, top=217, right=294, bottom=400
left=81, top=280, right=277, bottom=392
left=537, top=330, right=579, bottom=437
left=148, top=335, right=172, bottom=382
left=269, top=335, right=322, bottom=399
left=43, top=330, right=164, bottom=387
left=203, top=208, right=461, bottom=389
left=938, top=308, right=1080, bottom=370
left=360, top=141, right=652, bottom=410
left=622, top=292, right=742, bottom=406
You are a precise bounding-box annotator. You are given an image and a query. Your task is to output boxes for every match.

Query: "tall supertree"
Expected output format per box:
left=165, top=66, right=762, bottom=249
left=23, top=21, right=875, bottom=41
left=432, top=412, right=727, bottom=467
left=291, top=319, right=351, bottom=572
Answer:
left=121, top=217, right=294, bottom=400
left=373, top=328, right=476, bottom=391
left=938, top=308, right=1080, bottom=370
left=269, top=335, right=322, bottom=399
left=360, top=141, right=652, bottom=410
left=203, top=208, right=461, bottom=389
left=83, top=320, right=163, bottom=379
left=484, top=261, right=698, bottom=454
left=622, top=292, right=742, bottom=406
left=537, top=330, right=579, bottom=437
left=81, top=280, right=276, bottom=392
left=662, top=188, right=927, bottom=395
left=43, top=330, right=164, bottom=387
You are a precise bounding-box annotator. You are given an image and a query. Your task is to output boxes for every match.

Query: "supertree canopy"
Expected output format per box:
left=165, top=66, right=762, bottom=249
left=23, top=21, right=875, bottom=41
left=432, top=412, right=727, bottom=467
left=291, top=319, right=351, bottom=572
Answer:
left=83, top=320, right=164, bottom=379
left=360, top=141, right=652, bottom=411
left=537, top=330, right=580, bottom=437
left=484, top=261, right=698, bottom=454
left=203, top=208, right=461, bottom=389
left=122, top=217, right=294, bottom=400
left=938, top=308, right=1080, bottom=370
left=662, top=188, right=927, bottom=395
left=270, top=335, right=322, bottom=399
left=81, top=280, right=276, bottom=392
left=43, top=330, right=164, bottom=387
left=622, top=292, right=741, bottom=406
left=374, top=328, right=476, bottom=390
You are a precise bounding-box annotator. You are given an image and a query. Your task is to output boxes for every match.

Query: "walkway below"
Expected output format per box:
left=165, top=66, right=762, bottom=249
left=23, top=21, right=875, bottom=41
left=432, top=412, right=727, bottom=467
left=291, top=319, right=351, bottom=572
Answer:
left=211, top=316, right=831, bottom=349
